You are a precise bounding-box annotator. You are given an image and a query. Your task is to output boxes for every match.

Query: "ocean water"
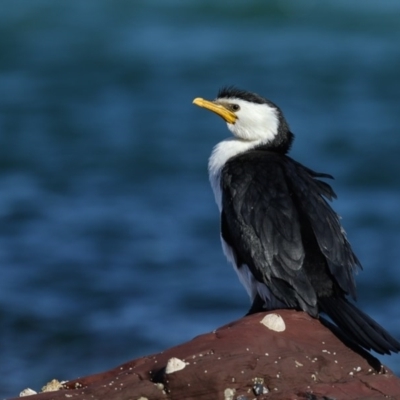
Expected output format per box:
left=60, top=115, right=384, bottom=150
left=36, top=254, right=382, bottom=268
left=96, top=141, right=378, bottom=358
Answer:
left=0, top=1, right=400, bottom=397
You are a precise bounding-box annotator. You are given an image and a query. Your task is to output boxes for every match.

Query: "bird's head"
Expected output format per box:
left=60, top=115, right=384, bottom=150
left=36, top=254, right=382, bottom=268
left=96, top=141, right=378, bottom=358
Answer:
left=193, top=86, right=293, bottom=153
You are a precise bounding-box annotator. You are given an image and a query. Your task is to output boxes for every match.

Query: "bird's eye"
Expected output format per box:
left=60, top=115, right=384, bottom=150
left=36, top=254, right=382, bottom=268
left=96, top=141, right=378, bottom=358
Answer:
left=231, top=104, right=240, bottom=112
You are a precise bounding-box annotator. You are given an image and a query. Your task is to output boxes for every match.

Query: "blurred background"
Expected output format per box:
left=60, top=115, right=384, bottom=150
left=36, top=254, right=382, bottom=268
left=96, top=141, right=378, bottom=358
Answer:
left=0, top=0, right=400, bottom=397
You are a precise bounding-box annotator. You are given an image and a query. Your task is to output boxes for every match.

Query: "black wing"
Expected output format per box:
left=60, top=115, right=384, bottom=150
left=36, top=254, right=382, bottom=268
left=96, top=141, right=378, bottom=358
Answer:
left=221, top=150, right=361, bottom=316
left=221, top=151, right=317, bottom=315
left=287, top=158, right=361, bottom=299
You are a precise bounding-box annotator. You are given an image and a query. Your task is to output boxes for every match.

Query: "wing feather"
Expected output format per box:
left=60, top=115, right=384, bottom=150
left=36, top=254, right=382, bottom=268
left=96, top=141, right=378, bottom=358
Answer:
left=221, top=151, right=317, bottom=313
left=221, top=150, right=361, bottom=312
left=287, top=158, right=361, bottom=299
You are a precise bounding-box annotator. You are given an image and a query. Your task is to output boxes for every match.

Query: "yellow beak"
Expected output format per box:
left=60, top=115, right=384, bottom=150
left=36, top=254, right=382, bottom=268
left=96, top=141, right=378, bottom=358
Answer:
left=192, top=98, right=237, bottom=124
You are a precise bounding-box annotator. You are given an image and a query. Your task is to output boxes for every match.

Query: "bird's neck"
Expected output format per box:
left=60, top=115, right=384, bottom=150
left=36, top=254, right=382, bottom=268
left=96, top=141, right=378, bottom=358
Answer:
left=208, top=137, right=264, bottom=210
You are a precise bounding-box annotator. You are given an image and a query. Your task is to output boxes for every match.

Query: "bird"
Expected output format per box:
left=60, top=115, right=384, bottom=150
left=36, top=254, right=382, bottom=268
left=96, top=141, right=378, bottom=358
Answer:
left=192, top=86, right=400, bottom=355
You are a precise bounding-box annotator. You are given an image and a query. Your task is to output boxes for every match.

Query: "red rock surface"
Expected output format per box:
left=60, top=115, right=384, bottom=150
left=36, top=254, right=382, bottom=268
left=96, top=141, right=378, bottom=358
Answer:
left=12, top=310, right=400, bottom=400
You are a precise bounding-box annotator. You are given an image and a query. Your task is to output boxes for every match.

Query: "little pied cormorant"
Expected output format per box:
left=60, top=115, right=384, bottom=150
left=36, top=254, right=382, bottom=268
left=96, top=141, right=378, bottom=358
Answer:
left=193, top=86, right=400, bottom=355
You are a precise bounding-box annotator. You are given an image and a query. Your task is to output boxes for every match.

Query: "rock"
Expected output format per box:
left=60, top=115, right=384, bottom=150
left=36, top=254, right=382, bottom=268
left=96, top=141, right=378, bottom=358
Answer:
left=9, top=310, right=400, bottom=399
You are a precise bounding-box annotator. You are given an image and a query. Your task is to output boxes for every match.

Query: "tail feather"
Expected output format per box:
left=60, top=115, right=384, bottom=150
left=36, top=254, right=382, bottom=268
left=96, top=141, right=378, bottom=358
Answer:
left=325, top=303, right=385, bottom=353
left=319, top=297, right=400, bottom=355
left=325, top=300, right=392, bottom=353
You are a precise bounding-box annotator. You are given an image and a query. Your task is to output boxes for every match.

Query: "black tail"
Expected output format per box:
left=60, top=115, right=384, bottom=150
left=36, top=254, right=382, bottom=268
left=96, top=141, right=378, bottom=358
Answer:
left=319, top=297, right=400, bottom=355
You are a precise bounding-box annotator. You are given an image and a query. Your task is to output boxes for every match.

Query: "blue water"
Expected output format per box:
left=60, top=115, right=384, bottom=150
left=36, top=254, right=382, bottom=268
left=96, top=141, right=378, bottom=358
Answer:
left=0, top=1, right=400, bottom=397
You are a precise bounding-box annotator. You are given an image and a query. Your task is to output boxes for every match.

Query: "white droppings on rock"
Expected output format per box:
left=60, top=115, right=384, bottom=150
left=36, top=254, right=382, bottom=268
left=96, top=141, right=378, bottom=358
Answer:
left=295, top=360, right=303, bottom=367
left=165, top=357, right=186, bottom=374
left=41, top=379, right=64, bottom=392
left=19, top=388, right=37, bottom=397
left=224, top=388, right=236, bottom=400
left=260, top=314, right=286, bottom=332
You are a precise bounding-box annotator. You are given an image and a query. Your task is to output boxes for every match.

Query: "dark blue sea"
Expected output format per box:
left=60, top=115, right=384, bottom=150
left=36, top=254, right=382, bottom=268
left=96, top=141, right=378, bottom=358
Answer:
left=1, top=1, right=400, bottom=397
